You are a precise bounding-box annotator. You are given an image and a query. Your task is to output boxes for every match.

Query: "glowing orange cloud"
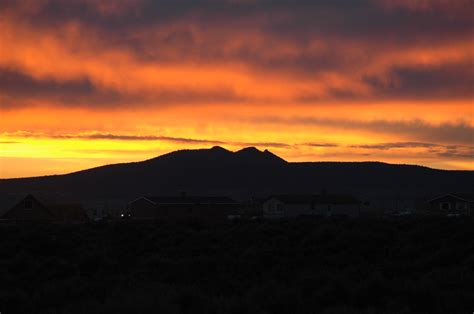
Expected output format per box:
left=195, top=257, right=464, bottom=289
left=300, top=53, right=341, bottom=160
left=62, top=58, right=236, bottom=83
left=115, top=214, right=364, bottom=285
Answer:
left=1, top=15, right=472, bottom=105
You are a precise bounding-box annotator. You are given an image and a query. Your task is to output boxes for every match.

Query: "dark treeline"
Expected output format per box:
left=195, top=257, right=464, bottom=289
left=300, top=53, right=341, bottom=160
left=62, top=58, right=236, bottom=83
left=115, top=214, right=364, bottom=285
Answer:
left=1, top=217, right=473, bottom=314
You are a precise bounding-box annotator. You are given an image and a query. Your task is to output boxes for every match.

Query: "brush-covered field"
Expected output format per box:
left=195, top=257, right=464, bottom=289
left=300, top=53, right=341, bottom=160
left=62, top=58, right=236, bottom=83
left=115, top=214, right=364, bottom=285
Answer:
left=1, top=217, right=473, bottom=314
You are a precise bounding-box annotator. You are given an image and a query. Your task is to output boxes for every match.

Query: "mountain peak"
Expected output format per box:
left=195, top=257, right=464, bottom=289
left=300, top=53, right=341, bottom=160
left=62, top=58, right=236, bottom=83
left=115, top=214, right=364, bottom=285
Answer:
left=235, top=147, right=261, bottom=154
left=210, top=146, right=230, bottom=153
left=234, top=147, right=287, bottom=164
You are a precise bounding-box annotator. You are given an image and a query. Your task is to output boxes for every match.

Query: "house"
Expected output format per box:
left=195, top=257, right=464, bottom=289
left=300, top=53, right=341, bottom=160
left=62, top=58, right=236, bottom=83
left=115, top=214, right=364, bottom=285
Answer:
left=262, top=193, right=360, bottom=218
left=314, top=193, right=361, bottom=217
left=427, top=193, right=473, bottom=216
left=126, top=195, right=239, bottom=221
left=263, top=195, right=315, bottom=218
left=83, top=198, right=128, bottom=221
left=0, top=194, right=88, bottom=222
left=240, top=197, right=267, bottom=219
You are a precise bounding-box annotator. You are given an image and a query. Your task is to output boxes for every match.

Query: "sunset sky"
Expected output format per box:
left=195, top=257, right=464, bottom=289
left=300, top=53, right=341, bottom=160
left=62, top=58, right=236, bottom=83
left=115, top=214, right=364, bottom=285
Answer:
left=0, top=0, right=473, bottom=178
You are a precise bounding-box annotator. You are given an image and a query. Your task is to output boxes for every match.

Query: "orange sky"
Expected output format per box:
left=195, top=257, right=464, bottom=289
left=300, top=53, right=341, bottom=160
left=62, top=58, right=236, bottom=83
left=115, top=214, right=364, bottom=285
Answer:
left=0, top=0, right=473, bottom=178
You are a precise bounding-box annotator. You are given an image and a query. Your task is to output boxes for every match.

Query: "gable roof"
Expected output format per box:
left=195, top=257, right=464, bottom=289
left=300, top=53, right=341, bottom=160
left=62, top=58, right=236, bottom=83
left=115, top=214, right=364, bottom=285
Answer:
left=143, top=196, right=237, bottom=205
left=267, top=194, right=359, bottom=205
left=267, top=195, right=316, bottom=204
left=316, top=194, right=360, bottom=205
left=1, top=194, right=86, bottom=221
left=0, top=193, right=29, bottom=217
left=47, top=204, right=88, bottom=221
left=428, top=193, right=474, bottom=203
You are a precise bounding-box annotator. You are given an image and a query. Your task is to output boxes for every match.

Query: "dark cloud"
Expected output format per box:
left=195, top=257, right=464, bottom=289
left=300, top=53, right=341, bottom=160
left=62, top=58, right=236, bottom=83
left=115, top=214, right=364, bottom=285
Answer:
left=76, top=134, right=292, bottom=148
left=251, top=117, right=474, bottom=145
left=302, top=143, right=339, bottom=148
left=4, top=0, right=470, bottom=38
left=233, top=142, right=291, bottom=148
left=0, top=68, right=113, bottom=107
left=57, top=133, right=227, bottom=145
left=349, top=142, right=474, bottom=160
left=4, top=131, right=291, bottom=149
left=0, top=68, right=247, bottom=108
left=350, top=142, right=439, bottom=150
left=74, top=134, right=292, bottom=149
left=364, top=62, right=474, bottom=100
left=437, top=151, right=474, bottom=160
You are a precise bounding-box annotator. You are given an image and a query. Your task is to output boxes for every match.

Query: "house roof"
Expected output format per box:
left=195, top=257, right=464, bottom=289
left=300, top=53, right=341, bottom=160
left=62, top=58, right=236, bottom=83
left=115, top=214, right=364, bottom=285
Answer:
left=267, top=195, right=316, bottom=204
left=428, top=193, right=474, bottom=203
left=144, top=196, right=237, bottom=205
left=450, top=193, right=474, bottom=202
left=1, top=194, right=86, bottom=221
left=0, top=193, right=28, bottom=217
left=267, top=194, right=359, bottom=205
left=47, top=204, right=88, bottom=221
left=316, top=194, right=360, bottom=205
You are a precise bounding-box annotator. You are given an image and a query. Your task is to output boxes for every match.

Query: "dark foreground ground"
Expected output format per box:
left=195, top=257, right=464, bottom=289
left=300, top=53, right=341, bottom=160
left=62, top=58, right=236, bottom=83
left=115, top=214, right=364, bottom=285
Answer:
left=1, top=217, right=473, bottom=314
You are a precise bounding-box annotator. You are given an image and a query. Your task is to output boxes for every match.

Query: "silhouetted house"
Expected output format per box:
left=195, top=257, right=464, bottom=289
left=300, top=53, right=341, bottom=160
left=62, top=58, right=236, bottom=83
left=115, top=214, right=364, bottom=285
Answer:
left=314, top=194, right=360, bottom=217
left=83, top=198, right=127, bottom=221
left=263, top=193, right=360, bottom=218
left=0, top=194, right=87, bottom=222
left=127, top=195, right=239, bottom=221
left=427, top=193, right=473, bottom=216
left=263, top=195, right=315, bottom=218
left=241, top=197, right=266, bottom=218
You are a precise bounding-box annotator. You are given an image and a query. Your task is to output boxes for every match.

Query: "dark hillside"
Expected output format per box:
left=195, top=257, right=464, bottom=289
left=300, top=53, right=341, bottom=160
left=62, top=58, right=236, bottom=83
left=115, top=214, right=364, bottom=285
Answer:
left=0, top=147, right=472, bottom=201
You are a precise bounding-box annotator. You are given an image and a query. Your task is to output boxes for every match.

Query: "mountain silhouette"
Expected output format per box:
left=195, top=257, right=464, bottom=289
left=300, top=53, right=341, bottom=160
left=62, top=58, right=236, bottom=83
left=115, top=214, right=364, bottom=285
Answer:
left=0, top=147, right=472, bottom=202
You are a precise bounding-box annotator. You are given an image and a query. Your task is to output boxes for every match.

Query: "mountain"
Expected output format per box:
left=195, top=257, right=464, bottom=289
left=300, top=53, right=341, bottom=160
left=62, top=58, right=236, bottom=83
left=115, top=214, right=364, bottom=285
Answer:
left=0, top=146, right=472, bottom=202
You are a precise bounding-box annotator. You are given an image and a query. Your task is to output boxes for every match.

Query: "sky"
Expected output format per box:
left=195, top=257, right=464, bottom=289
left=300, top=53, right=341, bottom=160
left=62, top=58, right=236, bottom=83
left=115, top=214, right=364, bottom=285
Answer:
left=0, top=0, right=473, bottom=178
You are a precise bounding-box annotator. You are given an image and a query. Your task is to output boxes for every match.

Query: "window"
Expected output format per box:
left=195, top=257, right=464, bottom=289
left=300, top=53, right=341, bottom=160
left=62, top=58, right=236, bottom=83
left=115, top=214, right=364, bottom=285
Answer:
left=24, top=199, right=33, bottom=209
left=267, top=202, right=281, bottom=213
left=456, top=202, right=467, bottom=211
left=440, top=202, right=451, bottom=210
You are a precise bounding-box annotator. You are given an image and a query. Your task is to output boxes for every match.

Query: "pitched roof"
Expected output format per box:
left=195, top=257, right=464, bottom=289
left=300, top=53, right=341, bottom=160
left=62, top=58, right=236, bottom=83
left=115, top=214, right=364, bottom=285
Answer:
left=47, top=204, right=88, bottom=221
left=0, top=193, right=28, bottom=217
left=450, top=193, right=474, bottom=202
left=144, top=196, right=237, bottom=205
left=267, top=195, right=316, bottom=204
left=268, top=194, right=359, bottom=205
left=316, top=194, right=360, bottom=205
left=429, top=193, right=474, bottom=202
left=1, top=194, right=87, bottom=221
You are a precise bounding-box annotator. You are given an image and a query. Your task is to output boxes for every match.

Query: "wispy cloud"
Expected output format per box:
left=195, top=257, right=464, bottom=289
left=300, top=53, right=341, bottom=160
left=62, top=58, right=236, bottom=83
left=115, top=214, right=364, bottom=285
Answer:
left=1, top=131, right=291, bottom=149
left=250, top=117, right=474, bottom=145
left=350, top=142, right=439, bottom=150
left=301, top=143, right=340, bottom=148
left=0, top=141, right=20, bottom=144
left=350, top=141, right=474, bottom=160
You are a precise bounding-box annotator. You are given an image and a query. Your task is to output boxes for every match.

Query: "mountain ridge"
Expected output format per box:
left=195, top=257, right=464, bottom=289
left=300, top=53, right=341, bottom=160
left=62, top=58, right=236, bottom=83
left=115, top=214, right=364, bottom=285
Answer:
left=0, top=147, right=472, bottom=201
